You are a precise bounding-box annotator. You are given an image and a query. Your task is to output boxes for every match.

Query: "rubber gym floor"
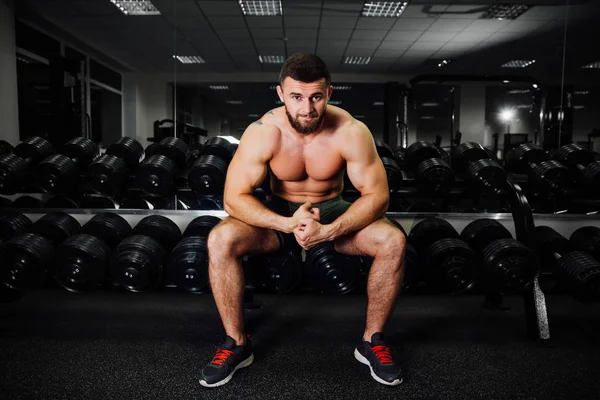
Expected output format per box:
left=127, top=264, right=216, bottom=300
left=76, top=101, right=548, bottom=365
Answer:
left=1, top=289, right=598, bottom=400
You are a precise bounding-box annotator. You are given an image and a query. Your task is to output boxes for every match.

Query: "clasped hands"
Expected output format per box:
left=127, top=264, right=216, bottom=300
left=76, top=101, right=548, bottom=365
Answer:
left=288, top=202, right=331, bottom=250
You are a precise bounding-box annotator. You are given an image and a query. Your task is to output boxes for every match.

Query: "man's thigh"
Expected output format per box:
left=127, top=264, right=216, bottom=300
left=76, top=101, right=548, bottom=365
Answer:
left=333, top=217, right=403, bottom=258
left=211, top=216, right=281, bottom=256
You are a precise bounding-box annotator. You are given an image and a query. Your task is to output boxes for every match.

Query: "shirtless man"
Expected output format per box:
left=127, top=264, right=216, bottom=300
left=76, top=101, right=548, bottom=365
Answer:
left=199, top=53, right=406, bottom=388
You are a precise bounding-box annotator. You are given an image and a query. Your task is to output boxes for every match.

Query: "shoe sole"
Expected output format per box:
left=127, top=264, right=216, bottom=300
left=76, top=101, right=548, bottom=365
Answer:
left=199, top=353, right=255, bottom=388
left=354, top=348, right=402, bottom=386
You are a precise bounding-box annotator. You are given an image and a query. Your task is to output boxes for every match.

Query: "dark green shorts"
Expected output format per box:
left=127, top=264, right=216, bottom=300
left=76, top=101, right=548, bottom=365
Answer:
left=267, top=195, right=352, bottom=225
left=266, top=195, right=352, bottom=248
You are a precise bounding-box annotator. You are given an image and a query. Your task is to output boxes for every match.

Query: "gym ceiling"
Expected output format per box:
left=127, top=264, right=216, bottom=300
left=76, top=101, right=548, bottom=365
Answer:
left=16, top=0, right=600, bottom=123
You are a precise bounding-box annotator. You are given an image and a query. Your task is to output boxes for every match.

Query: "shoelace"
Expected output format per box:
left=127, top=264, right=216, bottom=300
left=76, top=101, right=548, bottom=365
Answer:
left=372, top=345, right=393, bottom=364
left=211, top=348, right=234, bottom=366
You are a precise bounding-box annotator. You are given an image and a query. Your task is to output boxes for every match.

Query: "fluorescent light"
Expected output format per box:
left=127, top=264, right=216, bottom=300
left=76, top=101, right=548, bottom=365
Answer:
left=226, top=100, right=243, bottom=104
left=248, top=113, right=260, bottom=118
left=515, top=104, right=532, bottom=109
left=575, top=90, right=591, bottom=95
left=500, top=109, right=515, bottom=122
left=507, top=89, right=531, bottom=94
left=270, top=85, right=278, bottom=90
left=480, top=4, right=530, bottom=20
left=173, top=55, right=205, bottom=64
left=354, top=114, right=365, bottom=119
left=361, top=2, right=408, bottom=17
left=239, top=0, right=282, bottom=16
left=573, top=105, right=585, bottom=110
left=328, top=100, right=342, bottom=105
left=259, top=55, right=285, bottom=64
left=582, top=61, right=600, bottom=69
left=532, top=84, right=538, bottom=89
left=373, top=101, right=384, bottom=106
left=210, top=85, right=229, bottom=90
left=421, top=102, right=440, bottom=107
left=109, top=0, right=161, bottom=15
left=333, top=85, right=352, bottom=90
left=502, top=60, right=536, bottom=68
left=437, top=59, right=451, bottom=67
left=344, top=56, right=371, bottom=65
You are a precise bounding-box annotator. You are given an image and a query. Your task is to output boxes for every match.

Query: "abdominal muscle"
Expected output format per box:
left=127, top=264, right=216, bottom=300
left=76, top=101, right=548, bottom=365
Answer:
left=269, top=170, right=345, bottom=204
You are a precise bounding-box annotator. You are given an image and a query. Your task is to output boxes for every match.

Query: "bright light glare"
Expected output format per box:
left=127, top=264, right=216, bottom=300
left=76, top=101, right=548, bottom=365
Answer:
left=500, top=109, right=515, bottom=122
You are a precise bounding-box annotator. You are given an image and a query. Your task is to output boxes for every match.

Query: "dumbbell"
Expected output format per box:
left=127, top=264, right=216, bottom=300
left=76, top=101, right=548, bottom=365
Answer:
left=245, top=232, right=304, bottom=294
left=461, top=219, right=536, bottom=293
left=0, top=212, right=32, bottom=243
left=569, top=226, right=600, bottom=262
left=135, top=137, right=189, bottom=197
left=0, top=212, right=80, bottom=291
left=505, top=143, right=571, bottom=198
left=553, top=143, right=600, bottom=195
left=404, top=141, right=455, bottom=194
left=407, top=218, right=475, bottom=294
left=374, top=140, right=403, bottom=192
left=305, top=241, right=366, bottom=295
left=188, top=137, right=237, bottom=195
left=55, top=213, right=132, bottom=292
left=36, top=137, right=100, bottom=194
left=0, top=136, right=55, bottom=195
left=536, top=226, right=600, bottom=302
left=451, top=142, right=507, bottom=195
left=88, top=137, right=144, bottom=196
left=166, top=215, right=222, bottom=293
left=110, top=215, right=182, bottom=292
left=393, top=146, right=406, bottom=170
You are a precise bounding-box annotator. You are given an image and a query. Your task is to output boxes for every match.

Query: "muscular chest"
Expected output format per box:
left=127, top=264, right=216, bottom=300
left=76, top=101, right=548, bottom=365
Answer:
left=270, top=136, right=344, bottom=181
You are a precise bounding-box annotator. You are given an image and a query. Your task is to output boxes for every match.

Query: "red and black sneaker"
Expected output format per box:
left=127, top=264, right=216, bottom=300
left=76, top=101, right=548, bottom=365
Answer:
left=199, top=335, right=254, bottom=388
left=354, top=332, right=402, bottom=386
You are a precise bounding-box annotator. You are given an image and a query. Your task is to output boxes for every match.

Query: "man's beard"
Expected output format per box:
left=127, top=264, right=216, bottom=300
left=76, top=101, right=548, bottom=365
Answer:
left=286, top=109, right=324, bottom=134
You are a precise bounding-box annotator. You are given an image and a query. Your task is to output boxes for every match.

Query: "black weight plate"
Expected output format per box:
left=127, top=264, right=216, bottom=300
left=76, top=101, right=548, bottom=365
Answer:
left=167, top=236, right=210, bottom=293
left=36, top=154, right=78, bottom=194
left=188, top=155, right=228, bottom=195
left=505, top=143, right=548, bottom=173
left=530, top=160, right=570, bottom=193
left=375, top=140, right=396, bottom=159
left=183, top=216, right=222, bottom=237
left=0, top=283, right=24, bottom=303
left=408, top=217, right=458, bottom=255
left=381, top=156, right=403, bottom=192
left=0, top=213, right=32, bottom=242
left=106, top=137, right=144, bottom=169
left=306, top=242, right=363, bottom=295
left=110, top=235, right=166, bottom=292
left=133, top=215, right=181, bottom=252
left=582, top=162, right=600, bottom=193
left=135, top=155, right=176, bottom=197
left=404, top=141, right=442, bottom=173
left=30, top=212, right=81, bottom=246
left=467, top=159, right=506, bottom=194
left=0, top=140, right=13, bottom=155
left=62, top=137, right=100, bottom=168
left=416, top=158, right=454, bottom=194
left=461, top=219, right=512, bottom=253
left=554, top=143, right=596, bottom=167
left=570, top=226, right=600, bottom=260
left=557, top=251, right=600, bottom=302
left=424, top=238, right=475, bottom=294
left=482, top=238, right=536, bottom=293
left=0, top=154, right=28, bottom=195
left=55, top=234, right=111, bottom=292
left=199, top=137, right=236, bottom=163
left=246, top=249, right=303, bottom=294
left=80, top=212, right=132, bottom=249
left=12, top=196, right=43, bottom=209
left=13, top=136, right=54, bottom=164
left=120, top=196, right=154, bottom=210
left=451, top=142, right=489, bottom=173
left=156, top=137, right=189, bottom=169
left=0, top=233, right=54, bottom=290
left=88, top=154, right=127, bottom=196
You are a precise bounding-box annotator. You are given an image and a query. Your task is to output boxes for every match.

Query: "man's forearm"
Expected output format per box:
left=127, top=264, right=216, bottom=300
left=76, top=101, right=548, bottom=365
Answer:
left=325, top=193, right=389, bottom=240
left=224, top=194, right=292, bottom=233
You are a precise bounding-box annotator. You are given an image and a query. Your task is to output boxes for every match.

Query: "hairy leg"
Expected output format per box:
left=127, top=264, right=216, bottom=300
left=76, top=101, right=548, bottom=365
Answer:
left=207, top=217, right=280, bottom=345
left=334, top=218, right=406, bottom=341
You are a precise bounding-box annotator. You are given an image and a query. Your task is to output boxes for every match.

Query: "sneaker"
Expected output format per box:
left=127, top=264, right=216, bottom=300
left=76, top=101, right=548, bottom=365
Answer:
left=199, top=335, right=254, bottom=388
left=354, top=332, right=402, bottom=386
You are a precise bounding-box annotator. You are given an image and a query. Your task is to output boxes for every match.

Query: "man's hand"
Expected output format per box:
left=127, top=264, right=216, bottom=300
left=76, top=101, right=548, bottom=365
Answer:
left=285, top=202, right=320, bottom=232
left=293, top=218, right=332, bottom=250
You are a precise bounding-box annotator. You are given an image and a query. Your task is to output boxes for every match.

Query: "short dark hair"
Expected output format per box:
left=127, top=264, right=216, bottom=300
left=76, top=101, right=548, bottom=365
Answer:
left=279, top=53, right=331, bottom=87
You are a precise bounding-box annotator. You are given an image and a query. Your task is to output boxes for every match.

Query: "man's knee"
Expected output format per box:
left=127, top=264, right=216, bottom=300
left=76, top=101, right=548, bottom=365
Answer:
left=207, top=221, right=242, bottom=258
left=374, top=222, right=406, bottom=258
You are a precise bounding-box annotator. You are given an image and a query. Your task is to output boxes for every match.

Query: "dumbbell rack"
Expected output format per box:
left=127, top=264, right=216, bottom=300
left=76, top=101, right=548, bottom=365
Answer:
left=7, top=173, right=552, bottom=341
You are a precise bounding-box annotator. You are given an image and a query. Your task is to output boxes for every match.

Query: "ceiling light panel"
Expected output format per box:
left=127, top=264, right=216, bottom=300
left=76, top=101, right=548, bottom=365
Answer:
left=259, top=55, right=285, bottom=64
left=328, top=100, right=342, bottom=105
left=502, top=60, right=536, bottom=68
left=109, top=0, right=161, bottom=15
left=333, top=85, right=352, bottom=90
left=173, top=56, right=205, bottom=64
left=361, top=2, right=408, bottom=18
left=480, top=4, right=530, bottom=20
left=582, top=61, right=600, bottom=69
left=227, top=100, right=243, bottom=104
left=210, top=85, right=229, bottom=90
left=239, top=1, right=282, bottom=16
left=344, top=56, right=371, bottom=65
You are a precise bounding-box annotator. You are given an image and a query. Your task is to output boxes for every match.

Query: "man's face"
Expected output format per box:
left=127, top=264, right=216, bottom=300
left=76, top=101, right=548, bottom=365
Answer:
left=277, top=77, right=332, bottom=134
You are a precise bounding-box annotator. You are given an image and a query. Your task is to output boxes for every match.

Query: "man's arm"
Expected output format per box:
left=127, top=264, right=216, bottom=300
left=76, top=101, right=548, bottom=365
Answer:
left=223, top=123, right=296, bottom=233
left=324, top=122, right=390, bottom=240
